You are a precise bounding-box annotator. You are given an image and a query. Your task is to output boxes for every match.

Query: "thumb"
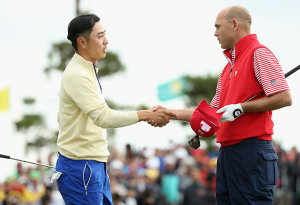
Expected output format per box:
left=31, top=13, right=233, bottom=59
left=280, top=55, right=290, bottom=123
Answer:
left=217, top=106, right=227, bottom=114
left=152, top=105, right=166, bottom=112
left=151, top=106, right=160, bottom=112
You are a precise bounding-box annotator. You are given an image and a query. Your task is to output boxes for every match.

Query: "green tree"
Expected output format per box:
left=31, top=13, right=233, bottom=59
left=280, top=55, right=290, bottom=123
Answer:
left=184, top=75, right=218, bottom=107
left=14, top=98, right=57, bottom=155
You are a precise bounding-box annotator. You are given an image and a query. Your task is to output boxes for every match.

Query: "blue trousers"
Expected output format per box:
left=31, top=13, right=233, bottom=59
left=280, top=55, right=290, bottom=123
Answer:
left=216, top=138, right=278, bottom=205
left=56, top=153, right=112, bottom=205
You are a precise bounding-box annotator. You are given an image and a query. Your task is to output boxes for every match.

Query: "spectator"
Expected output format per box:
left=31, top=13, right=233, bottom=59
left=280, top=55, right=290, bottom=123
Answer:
left=161, top=155, right=180, bottom=204
left=181, top=166, right=215, bottom=205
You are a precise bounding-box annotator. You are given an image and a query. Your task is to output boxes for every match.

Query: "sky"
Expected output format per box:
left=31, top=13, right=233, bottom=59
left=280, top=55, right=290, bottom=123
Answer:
left=0, top=0, right=300, bottom=180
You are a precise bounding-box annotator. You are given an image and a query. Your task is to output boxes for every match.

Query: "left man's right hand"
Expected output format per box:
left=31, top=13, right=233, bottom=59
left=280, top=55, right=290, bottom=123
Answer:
left=148, top=108, right=177, bottom=127
left=145, top=105, right=176, bottom=127
left=137, top=107, right=177, bottom=127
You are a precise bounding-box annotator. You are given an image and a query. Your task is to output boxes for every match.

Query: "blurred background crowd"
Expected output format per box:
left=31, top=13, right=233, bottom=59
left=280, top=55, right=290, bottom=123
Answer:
left=1, top=1, right=300, bottom=205
left=1, top=141, right=300, bottom=205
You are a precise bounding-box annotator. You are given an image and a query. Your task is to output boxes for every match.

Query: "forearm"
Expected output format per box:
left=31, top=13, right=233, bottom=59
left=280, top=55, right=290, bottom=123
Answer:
left=241, top=90, right=292, bottom=113
left=167, top=109, right=194, bottom=122
left=93, top=107, right=139, bottom=128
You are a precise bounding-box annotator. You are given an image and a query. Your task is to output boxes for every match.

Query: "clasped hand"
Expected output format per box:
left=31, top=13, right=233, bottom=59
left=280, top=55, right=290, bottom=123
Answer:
left=147, top=105, right=175, bottom=127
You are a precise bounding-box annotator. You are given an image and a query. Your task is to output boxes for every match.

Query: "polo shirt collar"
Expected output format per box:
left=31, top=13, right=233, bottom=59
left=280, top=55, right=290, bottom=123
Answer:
left=73, top=52, right=96, bottom=74
left=223, top=34, right=258, bottom=62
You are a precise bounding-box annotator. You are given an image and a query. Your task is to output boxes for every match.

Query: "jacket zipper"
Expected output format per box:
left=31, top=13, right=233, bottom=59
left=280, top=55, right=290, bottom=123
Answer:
left=223, top=47, right=235, bottom=78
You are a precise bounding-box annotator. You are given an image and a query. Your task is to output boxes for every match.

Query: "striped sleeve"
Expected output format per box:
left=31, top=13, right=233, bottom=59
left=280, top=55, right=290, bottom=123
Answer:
left=253, top=48, right=289, bottom=96
left=210, top=72, right=222, bottom=109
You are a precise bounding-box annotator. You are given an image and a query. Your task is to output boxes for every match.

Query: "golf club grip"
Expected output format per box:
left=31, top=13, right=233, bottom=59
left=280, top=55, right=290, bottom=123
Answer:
left=0, top=154, right=11, bottom=159
left=285, top=64, right=300, bottom=78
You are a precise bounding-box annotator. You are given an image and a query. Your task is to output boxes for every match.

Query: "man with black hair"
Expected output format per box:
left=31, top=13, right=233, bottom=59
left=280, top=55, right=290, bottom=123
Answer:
left=53, top=14, right=176, bottom=205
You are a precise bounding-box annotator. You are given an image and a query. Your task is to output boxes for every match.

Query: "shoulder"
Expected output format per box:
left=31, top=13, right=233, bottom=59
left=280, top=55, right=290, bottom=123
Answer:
left=64, top=62, right=90, bottom=80
left=62, top=68, right=93, bottom=94
left=254, top=47, right=279, bottom=64
left=254, top=47, right=272, bottom=55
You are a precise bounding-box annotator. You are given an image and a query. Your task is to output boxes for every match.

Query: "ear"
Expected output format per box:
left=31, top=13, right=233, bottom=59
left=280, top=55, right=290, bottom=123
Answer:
left=232, top=19, right=239, bottom=31
left=77, top=36, right=87, bottom=49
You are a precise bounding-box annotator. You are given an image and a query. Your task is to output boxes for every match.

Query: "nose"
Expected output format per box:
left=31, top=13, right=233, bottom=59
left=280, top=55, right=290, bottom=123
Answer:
left=104, top=36, right=109, bottom=45
left=214, top=30, right=218, bottom=37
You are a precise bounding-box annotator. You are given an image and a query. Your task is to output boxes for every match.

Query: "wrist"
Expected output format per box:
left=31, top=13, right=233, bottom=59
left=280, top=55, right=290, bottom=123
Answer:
left=240, top=103, right=245, bottom=113
left=233, top=104, right=243, bottom=118
left=137, top=110, right=152, bottom=121
left=238, top=103, right=244, bottom=113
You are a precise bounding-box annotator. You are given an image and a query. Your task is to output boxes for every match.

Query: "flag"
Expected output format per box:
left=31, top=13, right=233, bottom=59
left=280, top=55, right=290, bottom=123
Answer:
left=271, top=79, right=281, bottom=86
left=157, top=77, right=187, bottom=102
left=0, top=87, right=9, bottom=112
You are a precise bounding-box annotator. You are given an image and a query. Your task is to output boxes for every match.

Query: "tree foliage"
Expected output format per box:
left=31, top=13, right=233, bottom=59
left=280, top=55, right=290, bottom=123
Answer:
left=184, top=75, right=218, bottom=107
left=15, top=114, right=43, bottom=131
left=15, top=98, right=43, bottom=131
left=44, top=42, right=74, bottom=73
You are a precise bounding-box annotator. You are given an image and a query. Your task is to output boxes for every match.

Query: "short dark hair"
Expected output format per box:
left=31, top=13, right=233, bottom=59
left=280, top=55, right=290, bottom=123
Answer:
left=67, top=14, right=100, bottom=51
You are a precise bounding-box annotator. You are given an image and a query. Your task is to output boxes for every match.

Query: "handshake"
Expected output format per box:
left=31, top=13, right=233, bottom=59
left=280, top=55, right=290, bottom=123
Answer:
left=137, top=101, right=244, bottom=129
left=138, top=105, right=177, bottom=127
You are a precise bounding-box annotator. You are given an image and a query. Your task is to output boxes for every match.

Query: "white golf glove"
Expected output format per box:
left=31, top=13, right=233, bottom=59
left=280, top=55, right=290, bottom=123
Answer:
left=217, top=103, right=243, bottom=123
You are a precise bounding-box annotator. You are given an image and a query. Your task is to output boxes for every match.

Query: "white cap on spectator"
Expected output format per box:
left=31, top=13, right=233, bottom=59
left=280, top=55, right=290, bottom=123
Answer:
left=143, top=148, right=154, bottom=158
left=146, top=156, right=160, bottom=169
left=174, top=147, right=188, bottom=159
left=164, top=155, right=176, bottom=165
left=113, top=184, right=127, bottom=197
left=182, top=155, right=196, bottom=166
left=109, top=159, right=123, bottom=171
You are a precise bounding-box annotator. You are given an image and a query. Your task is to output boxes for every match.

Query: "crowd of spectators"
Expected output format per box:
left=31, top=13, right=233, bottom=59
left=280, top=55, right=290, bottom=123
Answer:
left=0, top=140, right=300, bottom=205
left=108, top=141, right=217, bottom=205
left=0, top=154, right=64, bottom=205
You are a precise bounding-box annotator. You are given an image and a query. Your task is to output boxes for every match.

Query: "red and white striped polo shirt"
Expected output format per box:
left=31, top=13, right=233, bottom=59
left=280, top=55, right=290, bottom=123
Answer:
left=211, top=47, right=289, bottom=108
